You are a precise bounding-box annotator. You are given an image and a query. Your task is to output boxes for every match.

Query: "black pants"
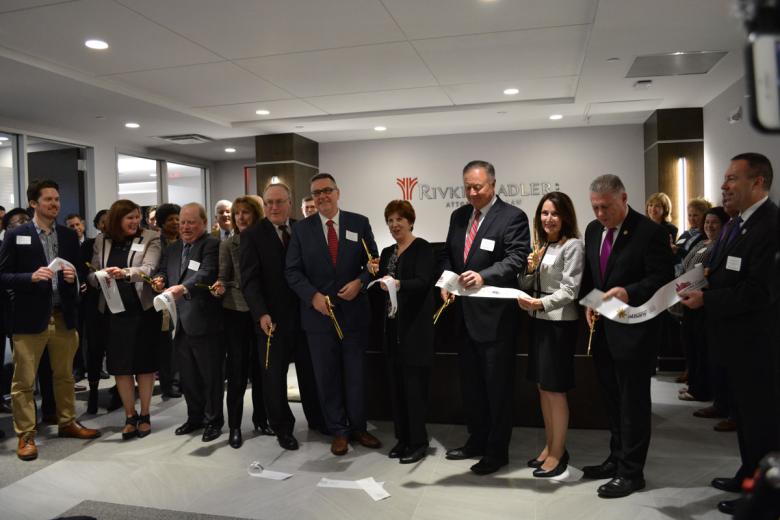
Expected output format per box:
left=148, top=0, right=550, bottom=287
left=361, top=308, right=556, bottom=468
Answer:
left=593, top=343, right=655, bottom=480
left=681, top=308, right=711, bottom=400
left=294, top=332, right=325, bottom=432
left=256, top=319, right=295, bottom=435
left=459, top=335, right=515, bottom=460
left=307, top=329, right=367, bottom=437
left=223, top=309, right=266, bottom=430
left=85, top=309, right=107, bottom=383
left=73, top=300, right=87, bottom=376
left=156, top=327, right=179, bottom=394
left=175, top=330, right=224, bottom=427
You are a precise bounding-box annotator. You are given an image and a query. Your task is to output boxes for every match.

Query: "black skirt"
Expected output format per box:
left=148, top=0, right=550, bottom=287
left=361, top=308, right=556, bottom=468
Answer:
left=527, top=318, right=577, bottom=392
left=106, top=308, right=159, bottom=376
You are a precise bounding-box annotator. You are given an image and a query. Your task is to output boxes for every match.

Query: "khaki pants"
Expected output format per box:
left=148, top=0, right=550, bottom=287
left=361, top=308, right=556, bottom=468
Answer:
left=11, top=310, right=78, bottom=436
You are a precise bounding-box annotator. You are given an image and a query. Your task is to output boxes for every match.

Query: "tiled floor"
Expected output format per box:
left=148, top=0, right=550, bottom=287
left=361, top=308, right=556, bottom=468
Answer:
left=0, top=374, right=740, bottom=519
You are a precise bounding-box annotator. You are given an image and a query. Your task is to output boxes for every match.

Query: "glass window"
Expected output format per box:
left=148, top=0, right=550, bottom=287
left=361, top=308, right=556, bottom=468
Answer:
left=117, top=154, right=158, bottom=206
left=166, top=161, right=205, bottom=206
left=0, top=132, right=17, bottom=211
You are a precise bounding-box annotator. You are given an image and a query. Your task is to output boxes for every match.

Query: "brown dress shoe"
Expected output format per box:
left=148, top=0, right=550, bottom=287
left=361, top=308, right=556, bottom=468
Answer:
left=351, top=431, right=382, bottom=449
left=693, top=405, right=725, bottom=419
left=58, top=421, right=101, bottom=439
left=331, top=435, right=349, bottom=456
left=17, top=435, right=38, bottom=461
left=714, top=419, right=737, bottom=432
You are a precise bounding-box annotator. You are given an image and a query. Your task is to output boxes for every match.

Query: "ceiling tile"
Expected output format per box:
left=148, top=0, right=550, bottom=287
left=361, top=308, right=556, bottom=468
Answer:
left=196, top=99, right=327, bottom=122
left=306, top=87, right=453, bottom=114
left=0, top=0, right=69, bottom=13
left=0, top=0, right=222, bottom=75
left=118, top=0, right=405, bottom=59
left=108, top=62, right=292, bottom=107
left=414, top=25, right=590, bottom=85
left=236, top=43, right=438, bottom=98
left=384, top=0, right=597, bottom=39
left=443, top=77, right=578, bottom=105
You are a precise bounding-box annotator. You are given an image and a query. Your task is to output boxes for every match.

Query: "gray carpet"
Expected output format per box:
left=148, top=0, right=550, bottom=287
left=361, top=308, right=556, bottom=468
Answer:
left=56, top=500, right=251, bottom=520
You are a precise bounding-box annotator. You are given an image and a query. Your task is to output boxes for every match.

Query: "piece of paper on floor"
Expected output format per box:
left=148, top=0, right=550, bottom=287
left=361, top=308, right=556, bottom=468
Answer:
left=356, top=477, right=391, bottom=501
left=247, top=462, right=293, bottom=480
left=317, top=478, right=363, bottom=489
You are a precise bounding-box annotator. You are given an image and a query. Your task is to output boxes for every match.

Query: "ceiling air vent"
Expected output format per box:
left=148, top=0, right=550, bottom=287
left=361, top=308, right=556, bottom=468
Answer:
left=626, top=51, right=727, bottom=78
left=154, top=134, right=214, bottom=145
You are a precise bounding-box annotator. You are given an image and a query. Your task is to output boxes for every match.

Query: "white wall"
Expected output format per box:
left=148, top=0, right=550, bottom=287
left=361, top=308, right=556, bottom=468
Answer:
left=210, top=159, right=249, bottom=204
left=319, top=125, right=645, bottom=249
left=703, top=77, right=780, bottom=203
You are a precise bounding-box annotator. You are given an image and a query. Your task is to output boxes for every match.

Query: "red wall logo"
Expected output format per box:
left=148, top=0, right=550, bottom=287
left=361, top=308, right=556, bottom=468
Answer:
left=396, top=177, right=418, bottom=201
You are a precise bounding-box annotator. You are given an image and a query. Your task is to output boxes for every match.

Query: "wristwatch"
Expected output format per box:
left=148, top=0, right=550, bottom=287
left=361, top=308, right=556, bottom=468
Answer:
left=123, top=268, right=131, bottom=281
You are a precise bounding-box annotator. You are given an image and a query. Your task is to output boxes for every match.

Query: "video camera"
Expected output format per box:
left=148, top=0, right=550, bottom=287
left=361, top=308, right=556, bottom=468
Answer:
left=742, top=0, right=780, bottom=132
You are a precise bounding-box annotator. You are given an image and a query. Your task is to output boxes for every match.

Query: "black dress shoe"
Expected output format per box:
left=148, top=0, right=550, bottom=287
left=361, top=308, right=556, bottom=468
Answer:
left=99, top=370, right=110, bottom=380
left=582, top=460, right=618, bottom=480
left=228, top=428, right=242, bottom=449
left=533, top=451, right=569, bottom=478
left=717, top=498, right=743, bottom=515
left=254, top=422, right=275, bottom=436
left=400, top=444, right=428, bottom=464
left=470, top=456, right=508, bottom=475
left=445, top=445, right=484, bottom=460
left=597, top=476, right=646, bottom=498
left=388, top=442, right=407, bottom=459
left=277, top=433, right=299, bottom=450
left=711, top=477, right=741, bottom=493
left=527, top=457, right=544, bottom=468
left=174, top=421, right=203, bottom=436
left=202, top=424, right=222, bottom=442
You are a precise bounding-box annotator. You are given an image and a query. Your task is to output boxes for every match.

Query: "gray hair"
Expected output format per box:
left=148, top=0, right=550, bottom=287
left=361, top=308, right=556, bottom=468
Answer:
left=589, top=174, right=625, bottom=194
left=214, top=199, right=231, bottom=213
left=263, top=182, right=292, bottom=199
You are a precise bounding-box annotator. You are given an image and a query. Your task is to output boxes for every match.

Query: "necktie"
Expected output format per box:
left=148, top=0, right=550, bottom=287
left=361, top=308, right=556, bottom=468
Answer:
left=463, top=209, right=481, bottom=263
left=181, top=243, right=191, bottom=273
left=326, top=220, right=338, bottom=266
left=279, top=224, right=290, bottom=249
left=724, top=215, right=743, bottom=245
left=707, top=216, right=742, bottom=266
left=599, top=227, right=616, bottom=281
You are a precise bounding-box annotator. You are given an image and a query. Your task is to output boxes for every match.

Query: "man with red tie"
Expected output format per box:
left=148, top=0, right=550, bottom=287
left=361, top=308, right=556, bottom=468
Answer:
left=440, top=160, right=530, bottom=475
left=285, top=173, right=380, bottom=456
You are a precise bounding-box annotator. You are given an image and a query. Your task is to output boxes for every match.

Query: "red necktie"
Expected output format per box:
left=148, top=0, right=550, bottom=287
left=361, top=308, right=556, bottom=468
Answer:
left=326, top=219, right=338, bottom=266
left=463, top=209, right=481, bottom=263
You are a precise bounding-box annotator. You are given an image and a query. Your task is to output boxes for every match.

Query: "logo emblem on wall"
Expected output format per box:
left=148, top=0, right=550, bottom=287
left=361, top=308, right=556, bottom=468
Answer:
left=396, top=177, right=418, bottom=201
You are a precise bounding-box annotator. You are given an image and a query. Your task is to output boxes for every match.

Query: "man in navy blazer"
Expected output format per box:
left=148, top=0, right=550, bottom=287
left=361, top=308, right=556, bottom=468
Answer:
left=440, top=160, right=530, bottom=475
left=0, top=179, right=101, bottom=461
left=285, top=173, right=380, bottom=456
left=680, top=153, right=780, bottom=516
left=152, top=203, right=223, bottom=442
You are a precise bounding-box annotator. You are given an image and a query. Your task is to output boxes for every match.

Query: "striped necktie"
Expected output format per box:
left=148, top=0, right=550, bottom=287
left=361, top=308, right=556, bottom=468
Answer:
left=463, top=209, right=481, bottom=263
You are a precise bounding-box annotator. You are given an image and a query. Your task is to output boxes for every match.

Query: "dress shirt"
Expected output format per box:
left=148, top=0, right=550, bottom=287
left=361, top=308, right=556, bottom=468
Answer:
left=318, top=211, right=340, bottom=242
left=740, top=195, right=769, bottom=224
left=274, top=220, right=291, bottom=244
left=33, top=219, right=60, bottom=306
left=464, top=195, right=497, bottom=243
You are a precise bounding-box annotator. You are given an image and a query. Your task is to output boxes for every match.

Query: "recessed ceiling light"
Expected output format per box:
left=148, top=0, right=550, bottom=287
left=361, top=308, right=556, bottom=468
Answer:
left=374, top=126, right=387, bottom=132
left=255, top=109, right=270, bottom=115
left=124, top=122, right=140, bottom=129
left=549, top=114, right=563, bottom=120
left=503, top=88, right=519, bottom=95
left=672, top=51, right=685, bottom=55
left=85, top=39, right=109, bottom=50
left=224, top=147, right=237, bottom=153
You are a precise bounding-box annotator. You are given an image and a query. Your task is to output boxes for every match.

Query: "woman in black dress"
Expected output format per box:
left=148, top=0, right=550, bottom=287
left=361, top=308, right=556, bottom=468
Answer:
left=369, top=200, right=435, bottom=464
left=517, top=192, right=584, bottom=478
left=88, top=199, right=161, bottom=439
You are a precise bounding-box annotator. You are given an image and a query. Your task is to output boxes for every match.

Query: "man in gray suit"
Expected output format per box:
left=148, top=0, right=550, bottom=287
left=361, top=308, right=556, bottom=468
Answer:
left=153, top=203, right=223, bottom=442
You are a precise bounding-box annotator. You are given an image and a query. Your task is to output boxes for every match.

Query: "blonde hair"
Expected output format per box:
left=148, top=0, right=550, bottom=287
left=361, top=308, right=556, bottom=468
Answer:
left=687, top=197, right=712, bottom=214
left=646, top=192, right=672, bottom=222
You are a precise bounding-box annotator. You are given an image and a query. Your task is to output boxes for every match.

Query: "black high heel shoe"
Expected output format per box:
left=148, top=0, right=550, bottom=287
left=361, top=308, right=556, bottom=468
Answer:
left=122, top=414, right=139, bottom=440
left=137, top=414, right=151, bottom=438
left=527, top=457, right=545, bottom=468
left=533, top=450, right=569, bottom=478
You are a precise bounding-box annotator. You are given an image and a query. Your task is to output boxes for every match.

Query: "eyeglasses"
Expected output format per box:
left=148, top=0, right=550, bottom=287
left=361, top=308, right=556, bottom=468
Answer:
left=311, top=187, right=336, bottom=197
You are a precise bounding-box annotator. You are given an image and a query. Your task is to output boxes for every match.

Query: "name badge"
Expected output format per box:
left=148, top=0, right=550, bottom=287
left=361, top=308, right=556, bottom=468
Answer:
left=16, top=235, right=31, bottom=245
left=345, top=230, right=358, bottom=242
left=675, top=238, right=686, bottom=245
left=726, top=256, right=741, bottom=272
left=696, top=247, right=708, bottom=255
left=188, top=260, right=201, bottom=272
left=541, top=254, right=557, bottom=266
left=131, top=243, right=145, bottom=252
left=480, top=238, right=495, bottom=252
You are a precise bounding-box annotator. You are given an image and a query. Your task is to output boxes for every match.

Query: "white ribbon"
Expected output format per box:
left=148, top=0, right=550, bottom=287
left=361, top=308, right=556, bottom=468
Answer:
left=579, top=264, right=707, bottom=324
left=436, top=270, right=533, bottom=299
left=94, top=270, right=126, bottom=314
left=367, top=276, right=399, bottom=317
left=153, top=292, right=178, bottom=337
left=47, top=257, right=80, bottom=293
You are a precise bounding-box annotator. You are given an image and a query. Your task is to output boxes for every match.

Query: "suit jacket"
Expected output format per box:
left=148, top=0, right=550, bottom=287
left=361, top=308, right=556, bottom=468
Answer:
left=704, top=199, right=779, bottom=363
left=285, top=211, right=377, bottom=333
left=218, top=234, right=249, bottom=312
left=240, top=218, right=299, bottom=332
left=0, top=221, right=80, bottom=333
left=155, top=232, right=222, bottom=336
left=87, top=229, right=161, bottom=312
left=581, top=206, right=674, bottom=360
left=440, top=197, right=530, bottom=343
left=375, top=238, right=436, bottom=366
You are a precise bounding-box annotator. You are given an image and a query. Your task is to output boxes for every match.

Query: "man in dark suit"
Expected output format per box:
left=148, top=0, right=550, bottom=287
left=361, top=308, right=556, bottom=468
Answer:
left=680, top=153, right=780, bottom=516
left=285, top=173, right=380, bottom=456
left=240, top=183, right=322, bottom=451
left=211, top=200, right=233, bottom=241
left=580, top=174, right=673, bottom=498
left=152, top=203, right=224, bottom=442
left=0, top=179, right=101, bottom=461
left=440, top=160, right=530, bottom=475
